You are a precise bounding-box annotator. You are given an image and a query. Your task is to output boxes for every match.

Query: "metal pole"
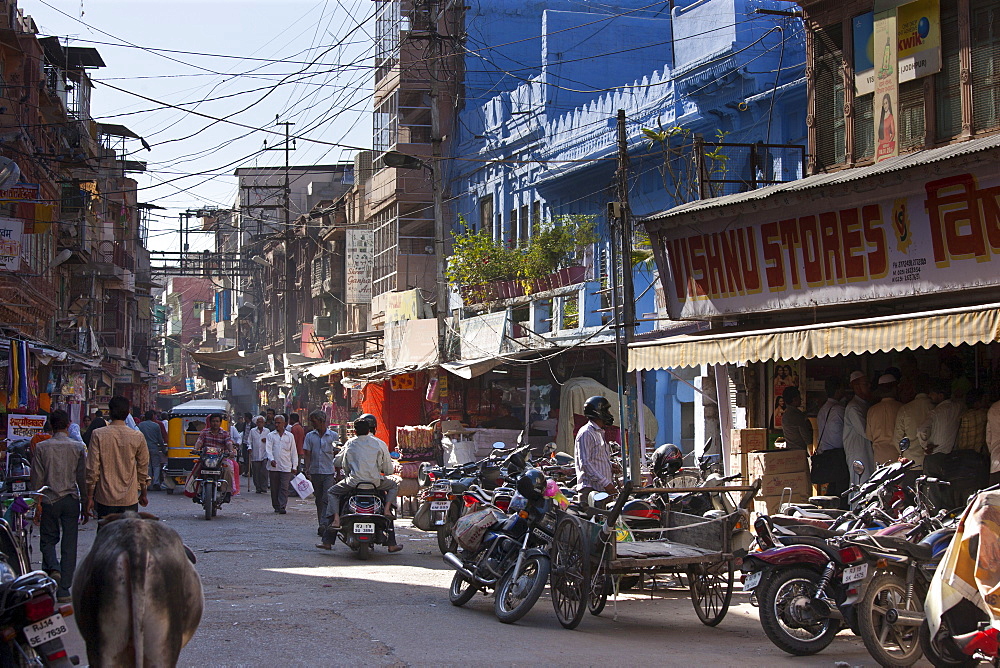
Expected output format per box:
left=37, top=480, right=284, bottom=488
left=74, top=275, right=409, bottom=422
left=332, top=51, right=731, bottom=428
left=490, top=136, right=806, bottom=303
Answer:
left=428, top=0, right=449, bottom=418
left=524, top=363, right=531, bottom=432
left=615, top=109, right=639, bottom=482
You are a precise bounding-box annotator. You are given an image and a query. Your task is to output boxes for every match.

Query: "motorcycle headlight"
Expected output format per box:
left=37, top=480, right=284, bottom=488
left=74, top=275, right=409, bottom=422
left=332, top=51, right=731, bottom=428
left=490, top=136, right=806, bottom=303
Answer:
left=205, top=456, right=221, bottom=468
left=0, top=560, right=16, bottom=585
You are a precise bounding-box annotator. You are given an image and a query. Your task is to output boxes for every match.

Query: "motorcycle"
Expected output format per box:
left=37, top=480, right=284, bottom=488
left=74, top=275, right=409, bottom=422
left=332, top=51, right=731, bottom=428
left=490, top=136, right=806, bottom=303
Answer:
left=0, top=568, right=78, bottom=667
left=194, top=446, right=232, bottom=521
left=328, top=482, right=397, bottom=560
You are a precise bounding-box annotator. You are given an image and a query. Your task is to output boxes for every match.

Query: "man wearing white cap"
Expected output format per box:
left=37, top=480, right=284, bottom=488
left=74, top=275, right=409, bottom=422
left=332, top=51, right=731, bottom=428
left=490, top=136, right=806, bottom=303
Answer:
left=844, top=370, right=875, bottom=485
left=866, top=374, right=904, bottom=464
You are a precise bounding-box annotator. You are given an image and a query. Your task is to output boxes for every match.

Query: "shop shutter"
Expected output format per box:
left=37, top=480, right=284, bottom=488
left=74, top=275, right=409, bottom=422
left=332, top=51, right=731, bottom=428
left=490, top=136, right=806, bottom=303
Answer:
left=813, top=24, right=845, bottom=169
left=971, top=0, right=1000, bottom=132
left=898, top=78, right=925, bottom=151
left=935, top=3, right=962, bottom=140
left=853, top=93, right=875, bottom=161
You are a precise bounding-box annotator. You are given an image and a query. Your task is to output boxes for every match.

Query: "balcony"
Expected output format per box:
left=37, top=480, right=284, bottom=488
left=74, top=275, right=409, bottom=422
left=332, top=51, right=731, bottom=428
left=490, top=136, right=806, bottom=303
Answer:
left=90, top=240, right=135, bottom=287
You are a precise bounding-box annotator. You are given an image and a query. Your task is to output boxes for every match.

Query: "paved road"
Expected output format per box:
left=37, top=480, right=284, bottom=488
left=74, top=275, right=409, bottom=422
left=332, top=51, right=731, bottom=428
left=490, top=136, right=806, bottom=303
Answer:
left=49, top=486, right=916, bottom=667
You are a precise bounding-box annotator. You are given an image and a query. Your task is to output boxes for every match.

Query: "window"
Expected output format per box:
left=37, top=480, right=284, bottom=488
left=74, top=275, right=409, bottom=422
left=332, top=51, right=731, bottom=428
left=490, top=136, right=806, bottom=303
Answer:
left=373, top=92, right=399, bottom=155
left=532, top=201, right=541, bottom=237
left=478, top=195, right=493, bottom=233
left=936, top=3, right=962, bottom=140
left=519, top=204, right=529, bottom=244
left=898, top=79, right=925, bottom=150
left=508, top=208, right=517, bottom=247
left=971, top=0, right=1000, bottom=132
left=853, top=93, right=875, bottom=161
left=814, top=24, right=845, bottom=169
left=374, top=0, right=401, bottom=85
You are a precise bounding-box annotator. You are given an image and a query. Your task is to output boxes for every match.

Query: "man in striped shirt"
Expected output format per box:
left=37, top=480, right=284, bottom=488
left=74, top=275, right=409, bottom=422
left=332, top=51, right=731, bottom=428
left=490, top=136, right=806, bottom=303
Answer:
left=574, top=396, right=618, bottom=496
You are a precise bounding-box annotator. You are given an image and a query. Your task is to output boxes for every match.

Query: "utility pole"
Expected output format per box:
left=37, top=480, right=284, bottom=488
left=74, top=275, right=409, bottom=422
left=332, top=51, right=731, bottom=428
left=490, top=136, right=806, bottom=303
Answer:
left=267, top=118, right=295, bottom=353
left=614, top=109, right=639, bottom=482
left=427, top=0, right=450, bottom=419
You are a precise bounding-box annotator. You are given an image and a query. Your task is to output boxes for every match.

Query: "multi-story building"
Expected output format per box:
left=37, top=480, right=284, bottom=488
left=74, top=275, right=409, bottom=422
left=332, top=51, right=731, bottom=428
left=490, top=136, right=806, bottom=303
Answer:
left=159, top=276, right=214, bottom=400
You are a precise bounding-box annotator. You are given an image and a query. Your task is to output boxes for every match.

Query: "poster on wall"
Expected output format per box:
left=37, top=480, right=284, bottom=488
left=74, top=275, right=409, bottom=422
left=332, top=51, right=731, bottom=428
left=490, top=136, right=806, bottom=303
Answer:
left=656, top=172, right=1000, bottom=319
left=6, top=414, right=46, bottom=442
left=897, top=0, right=941, bottom=82
left=345, top=229, right=374, bottom=304
left=768, top=361, right=801, bottom=430
left=0, top=217, right=22, bottom=272
left=854, top=12, right=876, bottom=95
left=874, top=6, right=899, bottom=162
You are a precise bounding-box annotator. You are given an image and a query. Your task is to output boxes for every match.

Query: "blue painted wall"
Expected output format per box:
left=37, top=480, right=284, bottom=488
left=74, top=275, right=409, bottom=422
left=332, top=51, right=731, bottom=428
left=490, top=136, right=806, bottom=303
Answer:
left=449, top=0, right=807, bottom=449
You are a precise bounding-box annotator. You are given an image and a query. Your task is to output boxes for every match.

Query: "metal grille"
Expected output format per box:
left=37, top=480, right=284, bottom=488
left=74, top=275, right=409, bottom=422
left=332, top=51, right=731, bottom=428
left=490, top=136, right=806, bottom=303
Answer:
left=853, top=93, right=875, bottom=160
left=898, top=79, right=925, bottom=151
left=936, top=3, right=962, bottom=140
left=814, top=23, right=845, bottom=169
left=972, top=0, right=1000, bottom=132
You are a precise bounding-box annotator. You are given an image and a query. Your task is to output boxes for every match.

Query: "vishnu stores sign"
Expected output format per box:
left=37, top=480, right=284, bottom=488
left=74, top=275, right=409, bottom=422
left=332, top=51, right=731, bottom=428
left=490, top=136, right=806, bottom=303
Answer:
left=657, top=172, right=1000, bottom=319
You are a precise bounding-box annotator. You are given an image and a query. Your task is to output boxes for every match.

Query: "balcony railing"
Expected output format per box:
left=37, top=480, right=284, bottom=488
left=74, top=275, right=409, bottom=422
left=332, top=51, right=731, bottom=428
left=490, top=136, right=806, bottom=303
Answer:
left=95, top=240, right=135, bottom=271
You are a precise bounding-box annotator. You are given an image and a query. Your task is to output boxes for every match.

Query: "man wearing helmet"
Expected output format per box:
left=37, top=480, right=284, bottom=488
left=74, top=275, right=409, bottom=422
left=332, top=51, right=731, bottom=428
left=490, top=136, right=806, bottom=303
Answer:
left=317, top=414, right=402, bottom=552
left=575, top=396, right=618, bottom=497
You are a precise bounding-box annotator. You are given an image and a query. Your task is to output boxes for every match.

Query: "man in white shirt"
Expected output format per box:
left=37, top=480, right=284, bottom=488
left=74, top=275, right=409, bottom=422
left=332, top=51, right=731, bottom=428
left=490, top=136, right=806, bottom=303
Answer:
left=919, top=380, right=965, bottom=507
left=317, top=414, right=400, bottom=553
left=986, top=396, right=1000, bottom=486
left=814, top=376, right=849, bottom=499
left=844, top=370, right=875, bottom=486
left=249, top=416, right=270, bottom=493
left=894, top=375, right=934, bottom=466
left=265, top=414, right=296, bottom=513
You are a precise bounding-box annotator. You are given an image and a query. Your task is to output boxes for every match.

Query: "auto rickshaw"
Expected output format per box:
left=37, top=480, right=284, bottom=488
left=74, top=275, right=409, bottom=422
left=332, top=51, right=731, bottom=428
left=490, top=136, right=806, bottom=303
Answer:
left=163, top=399, right=231, bottom=494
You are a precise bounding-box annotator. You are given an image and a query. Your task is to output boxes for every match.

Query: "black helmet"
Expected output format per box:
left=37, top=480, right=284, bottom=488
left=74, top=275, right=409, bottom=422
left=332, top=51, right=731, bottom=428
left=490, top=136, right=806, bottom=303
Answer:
left=358, top=413, right=377, bottom=431
left=516, top=468, right=546, bottom=502
left=582, top=396, right=614, bottom=425
left=652, top=443, right=683, bottom=478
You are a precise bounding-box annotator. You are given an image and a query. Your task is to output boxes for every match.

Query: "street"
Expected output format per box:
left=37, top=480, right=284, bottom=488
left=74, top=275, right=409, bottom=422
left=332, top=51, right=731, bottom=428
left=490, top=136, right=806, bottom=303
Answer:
left=46, top=487, right=895, bottom=667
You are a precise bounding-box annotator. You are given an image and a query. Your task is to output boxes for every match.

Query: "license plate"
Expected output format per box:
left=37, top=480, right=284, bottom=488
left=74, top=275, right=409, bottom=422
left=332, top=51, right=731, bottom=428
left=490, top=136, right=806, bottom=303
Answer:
left=430, top=501, right=451, bottom=512
left=743, top=571, right=762, bottom=591
left=354, top=522, right=375, bottom=534
left=25, top=614, right=68, bottom=648
left=842, top=563, right=869, bottom=584
left=11, top=482, right=25, bottom=492
left=532, top=528, right=551, bottom=543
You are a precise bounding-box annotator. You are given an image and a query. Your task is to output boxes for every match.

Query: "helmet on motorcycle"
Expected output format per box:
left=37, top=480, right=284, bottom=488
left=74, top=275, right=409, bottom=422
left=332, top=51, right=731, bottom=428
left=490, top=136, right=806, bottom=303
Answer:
left=358, top=413, right=377, bottom=432
left=582, top=396, right=614, bottom=425
left=652, top=443, right=684, bottom=478
left=516, top=468, right=547, bottom=502
left=353, top=416, right=373, bottom=436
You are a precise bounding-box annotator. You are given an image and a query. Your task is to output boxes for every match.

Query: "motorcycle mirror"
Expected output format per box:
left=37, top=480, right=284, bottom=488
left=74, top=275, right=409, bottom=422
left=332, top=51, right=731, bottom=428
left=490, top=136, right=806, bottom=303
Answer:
left=492, top=441, right=506, bottom=450
left=852, top=460, right=865, bottom=476
left=899, top=437, right=910, bottom=452
left=588, top=491, right=610, bottom=507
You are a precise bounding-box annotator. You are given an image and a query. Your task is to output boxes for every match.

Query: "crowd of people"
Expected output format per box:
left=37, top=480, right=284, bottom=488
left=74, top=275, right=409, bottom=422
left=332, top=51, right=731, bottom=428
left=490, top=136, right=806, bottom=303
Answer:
left=781, top=357, right=999, bottom=508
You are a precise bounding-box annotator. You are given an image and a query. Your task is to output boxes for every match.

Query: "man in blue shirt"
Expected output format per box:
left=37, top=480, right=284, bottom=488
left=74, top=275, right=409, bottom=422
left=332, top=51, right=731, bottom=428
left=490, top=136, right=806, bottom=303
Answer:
left=137, top=410, right=167, bottom=491
left=303, top=410, right=339, bottom=537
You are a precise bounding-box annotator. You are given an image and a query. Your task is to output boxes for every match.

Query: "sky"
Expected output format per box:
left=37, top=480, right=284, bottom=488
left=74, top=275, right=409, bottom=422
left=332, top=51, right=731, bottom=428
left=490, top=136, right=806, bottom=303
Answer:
left=26, top=0, right=375, bottom=253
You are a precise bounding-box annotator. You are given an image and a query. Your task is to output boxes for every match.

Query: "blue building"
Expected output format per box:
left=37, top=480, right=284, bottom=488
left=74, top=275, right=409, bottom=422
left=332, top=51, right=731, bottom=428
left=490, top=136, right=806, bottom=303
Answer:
left=446, top=0, right=807, bottom=450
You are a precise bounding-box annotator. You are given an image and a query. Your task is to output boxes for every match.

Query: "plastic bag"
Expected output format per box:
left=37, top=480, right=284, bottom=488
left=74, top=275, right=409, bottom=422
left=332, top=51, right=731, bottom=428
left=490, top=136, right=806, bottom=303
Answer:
left=291, top=472, right=314, bottom=499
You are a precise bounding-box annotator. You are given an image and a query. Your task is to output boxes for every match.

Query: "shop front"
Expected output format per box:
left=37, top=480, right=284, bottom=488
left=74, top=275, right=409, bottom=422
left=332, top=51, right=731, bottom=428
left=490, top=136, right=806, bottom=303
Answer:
left=633, top=136, right=1000, bottom=510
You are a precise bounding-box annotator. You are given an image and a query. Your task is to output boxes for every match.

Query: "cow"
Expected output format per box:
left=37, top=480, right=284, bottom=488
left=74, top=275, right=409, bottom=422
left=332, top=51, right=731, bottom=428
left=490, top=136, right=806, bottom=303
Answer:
left=73, top=512, right=203, bottom=667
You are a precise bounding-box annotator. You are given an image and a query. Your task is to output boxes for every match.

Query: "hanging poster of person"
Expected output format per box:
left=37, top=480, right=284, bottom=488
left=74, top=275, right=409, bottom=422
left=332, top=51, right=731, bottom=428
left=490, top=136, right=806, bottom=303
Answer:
left=874, top=4, right=898, bottom=162
left=769, top=360, right=801, bottom=429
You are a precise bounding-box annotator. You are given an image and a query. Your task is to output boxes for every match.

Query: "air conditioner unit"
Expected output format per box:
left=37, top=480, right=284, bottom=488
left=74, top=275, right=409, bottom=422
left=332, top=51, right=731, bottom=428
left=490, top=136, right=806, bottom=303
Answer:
left=313, top=315, right=335, bottom=337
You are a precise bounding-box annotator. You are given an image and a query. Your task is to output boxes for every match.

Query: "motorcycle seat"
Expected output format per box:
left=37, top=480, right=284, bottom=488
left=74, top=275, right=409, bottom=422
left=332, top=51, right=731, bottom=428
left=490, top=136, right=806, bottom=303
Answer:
left=848, top=534, right=933, bottom=561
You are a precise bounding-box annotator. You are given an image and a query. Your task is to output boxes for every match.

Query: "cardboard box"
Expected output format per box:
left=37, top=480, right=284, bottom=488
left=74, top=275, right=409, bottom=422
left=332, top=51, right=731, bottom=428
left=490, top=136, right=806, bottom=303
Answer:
left=753, top=492, right=810, bottom=516
left=759, top=471, right=812, bottom=497
left=732, top=428, right=768, bottom=453
left=749, top=448, right=809, bottom=477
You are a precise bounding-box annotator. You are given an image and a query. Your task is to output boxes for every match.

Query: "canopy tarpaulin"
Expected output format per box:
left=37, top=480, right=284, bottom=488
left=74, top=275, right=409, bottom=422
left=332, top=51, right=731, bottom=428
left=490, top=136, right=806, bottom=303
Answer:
left=629, top=303, right=1000, bottom=371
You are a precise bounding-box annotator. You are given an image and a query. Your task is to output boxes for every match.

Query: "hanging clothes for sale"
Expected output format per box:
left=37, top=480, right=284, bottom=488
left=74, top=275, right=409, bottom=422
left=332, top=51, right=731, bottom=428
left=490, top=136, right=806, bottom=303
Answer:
left=6, top=340, right=29, bottom=411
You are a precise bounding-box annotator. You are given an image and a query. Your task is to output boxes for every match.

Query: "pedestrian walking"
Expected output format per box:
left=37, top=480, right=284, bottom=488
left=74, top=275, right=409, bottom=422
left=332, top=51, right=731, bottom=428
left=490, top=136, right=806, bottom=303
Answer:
left=137, top=410, right=167, bottom=490
left=85, top=396, right=149, bottom=519
left=249, top=416, right=270, bottom=493
left=894, top=374, right=934, bottom=466
left=866, top=374, right=903, bottom=464
left=30, top=409, right=87, bottom=602
left=265, top=414, right=296, bottom=514
left=844, top=370, right=875, bottom=487
left=303, top=410, right=339, bottom=537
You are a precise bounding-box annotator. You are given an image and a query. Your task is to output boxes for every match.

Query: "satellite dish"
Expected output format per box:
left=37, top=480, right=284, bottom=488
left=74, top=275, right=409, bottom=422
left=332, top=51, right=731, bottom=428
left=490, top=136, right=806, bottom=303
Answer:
left=0, top=157, right=21, bottom=189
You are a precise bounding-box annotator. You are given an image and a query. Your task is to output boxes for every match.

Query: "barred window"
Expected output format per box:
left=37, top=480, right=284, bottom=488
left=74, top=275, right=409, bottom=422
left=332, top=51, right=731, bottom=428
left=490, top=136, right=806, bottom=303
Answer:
left=936, top=3, right=961, bottom=140
left=853, top=93, right=874, bottom=161
left=898, top=78, right=925, bottom=151
left=814, top=24, right=845, bottom=169
left=971, top=0, right=1000, bottom=132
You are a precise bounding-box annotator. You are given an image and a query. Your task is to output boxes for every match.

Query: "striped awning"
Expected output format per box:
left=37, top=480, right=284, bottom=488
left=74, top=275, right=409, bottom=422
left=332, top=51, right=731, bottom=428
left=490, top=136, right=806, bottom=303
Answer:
left=629, top=304, right=1000, bottom=370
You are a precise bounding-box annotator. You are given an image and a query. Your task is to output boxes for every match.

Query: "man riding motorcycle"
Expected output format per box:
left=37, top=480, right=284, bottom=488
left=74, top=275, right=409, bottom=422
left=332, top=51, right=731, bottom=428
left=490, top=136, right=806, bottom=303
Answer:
left=316, top=414, right=402, bottom=553
left=183, top=413, right=236, bottom=502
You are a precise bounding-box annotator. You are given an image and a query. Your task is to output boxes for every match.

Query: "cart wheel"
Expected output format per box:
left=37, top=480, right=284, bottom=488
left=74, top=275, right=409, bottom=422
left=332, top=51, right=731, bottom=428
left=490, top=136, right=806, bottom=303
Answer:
left=588, top=561, right=611, bottom=616
left=688, top=559, right=734, bottom=626
left=550, top=515, right=591, bottom=630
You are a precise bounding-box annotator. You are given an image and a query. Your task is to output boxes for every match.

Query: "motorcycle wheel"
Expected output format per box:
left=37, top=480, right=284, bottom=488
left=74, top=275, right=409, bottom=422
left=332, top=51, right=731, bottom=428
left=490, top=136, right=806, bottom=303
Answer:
left=589, top=562, right=611, bottom=616
left=858, top=572, right=924, bottom=667
left=203, top=483, right=214, bottom=521
left=758, top=567, right=841, bottom=656
left=918, top=619, right=978, bottom=668
left=495, top=554, right=551, bottom=624
left=688, top=560, right=735, bottom=627
left=437, top=505, right=460, bottom=555
left=449, top=570, right=478, bottom=607
left=356, top=542, right=371, bottom=561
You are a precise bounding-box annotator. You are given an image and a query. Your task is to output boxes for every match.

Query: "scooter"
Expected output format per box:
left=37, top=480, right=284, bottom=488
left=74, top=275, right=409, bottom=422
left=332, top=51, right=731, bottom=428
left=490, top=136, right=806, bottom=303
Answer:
left=330, top=482, right=397, bottom=560
left=193, top=446, right=231, bottom=521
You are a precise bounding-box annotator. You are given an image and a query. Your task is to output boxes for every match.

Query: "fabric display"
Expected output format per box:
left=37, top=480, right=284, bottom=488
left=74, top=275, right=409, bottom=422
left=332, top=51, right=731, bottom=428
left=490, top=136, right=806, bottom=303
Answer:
left=395, top=425, right=438, bottom=461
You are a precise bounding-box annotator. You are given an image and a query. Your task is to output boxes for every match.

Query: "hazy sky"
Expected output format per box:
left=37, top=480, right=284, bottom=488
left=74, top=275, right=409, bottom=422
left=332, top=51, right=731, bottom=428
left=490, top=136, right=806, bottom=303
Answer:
left=27, top=0, right=374, bottom=252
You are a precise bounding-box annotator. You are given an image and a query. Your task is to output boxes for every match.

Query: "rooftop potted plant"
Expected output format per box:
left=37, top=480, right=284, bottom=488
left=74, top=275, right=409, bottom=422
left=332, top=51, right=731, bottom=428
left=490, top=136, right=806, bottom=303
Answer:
left=447, top=220, right=520, bottom=303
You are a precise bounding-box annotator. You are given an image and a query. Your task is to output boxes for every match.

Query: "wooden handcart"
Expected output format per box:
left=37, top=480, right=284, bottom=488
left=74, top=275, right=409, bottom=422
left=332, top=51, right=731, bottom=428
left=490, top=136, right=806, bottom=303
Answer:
left=549, top=480, right=760, bottom=630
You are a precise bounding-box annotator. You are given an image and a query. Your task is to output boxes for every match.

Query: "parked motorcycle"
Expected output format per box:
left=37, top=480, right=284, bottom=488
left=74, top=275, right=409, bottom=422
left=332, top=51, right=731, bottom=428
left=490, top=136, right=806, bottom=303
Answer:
left=444, top=470, right=555, bottom=624
left=0, top=568, right=78, bottom=667
left=194, top=446, right=232, bottom=521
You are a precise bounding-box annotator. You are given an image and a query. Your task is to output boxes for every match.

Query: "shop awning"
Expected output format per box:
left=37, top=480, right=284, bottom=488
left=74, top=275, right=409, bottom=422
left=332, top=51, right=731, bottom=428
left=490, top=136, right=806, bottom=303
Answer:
left=441, top=357, right=505, bottom=379
left=304, top=356, right=382, bottom=378
left=629, top=303, right=1000, bottom=370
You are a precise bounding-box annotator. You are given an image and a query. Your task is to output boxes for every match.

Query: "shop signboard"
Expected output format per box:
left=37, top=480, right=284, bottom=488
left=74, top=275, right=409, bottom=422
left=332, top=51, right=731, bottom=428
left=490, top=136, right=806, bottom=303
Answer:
left=659, top=172, right=1000, bottom=319
left=344, top=229, right=373, bottom=304
left=6, top=414, right=45, bottom=442
left=897, top=0, right=940, bottom=82
left=854, top=12, right=876, bottom=95
left=0, top=217, right=22, bottom=272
